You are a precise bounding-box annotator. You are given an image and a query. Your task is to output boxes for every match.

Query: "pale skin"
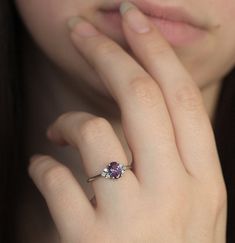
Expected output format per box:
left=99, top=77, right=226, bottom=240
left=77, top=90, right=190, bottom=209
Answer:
left=13, top=0, right=232, bottom=242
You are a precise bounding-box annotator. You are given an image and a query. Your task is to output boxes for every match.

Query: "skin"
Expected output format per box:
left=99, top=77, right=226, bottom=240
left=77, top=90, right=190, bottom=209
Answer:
left=13, top=0, right=233, bottom=242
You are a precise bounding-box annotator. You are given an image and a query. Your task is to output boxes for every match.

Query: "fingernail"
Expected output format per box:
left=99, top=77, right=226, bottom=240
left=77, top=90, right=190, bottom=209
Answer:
left=120, top=1, right=137, bottom=15
left=120, top=2, right=151, bottom=34
left=67, top=16, right=100, bottom=37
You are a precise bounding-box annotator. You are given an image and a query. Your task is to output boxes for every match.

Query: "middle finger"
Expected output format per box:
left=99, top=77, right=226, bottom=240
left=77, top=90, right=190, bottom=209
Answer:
left=68, top=14, right=185, bottom=186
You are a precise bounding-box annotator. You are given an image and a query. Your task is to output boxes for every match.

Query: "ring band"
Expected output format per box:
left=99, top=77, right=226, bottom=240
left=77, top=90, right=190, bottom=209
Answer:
left=87, top=161, right=132, bottom=183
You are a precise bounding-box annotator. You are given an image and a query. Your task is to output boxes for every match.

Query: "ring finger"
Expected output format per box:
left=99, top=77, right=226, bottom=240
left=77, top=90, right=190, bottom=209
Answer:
left=67, top=14, right=185, bottom=186
left=47, top=111, right=139, bottom=212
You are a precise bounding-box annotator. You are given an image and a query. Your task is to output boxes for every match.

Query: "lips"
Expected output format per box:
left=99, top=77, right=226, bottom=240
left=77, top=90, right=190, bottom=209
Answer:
left=98, top=1, right=208, bottom=47
left=99, top=0, right=207, bottom=30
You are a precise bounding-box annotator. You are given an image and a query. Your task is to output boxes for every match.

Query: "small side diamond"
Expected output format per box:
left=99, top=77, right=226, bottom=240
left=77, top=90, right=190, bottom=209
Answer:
left=101, top=171, right=108, bottom=177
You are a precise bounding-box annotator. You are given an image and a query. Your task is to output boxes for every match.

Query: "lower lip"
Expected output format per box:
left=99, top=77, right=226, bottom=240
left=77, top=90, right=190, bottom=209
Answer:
left=99, top=10, right=207, bottom=47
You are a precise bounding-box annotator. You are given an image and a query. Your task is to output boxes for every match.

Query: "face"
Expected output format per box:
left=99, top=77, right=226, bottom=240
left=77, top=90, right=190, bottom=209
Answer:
left=15, top=0, right=235, bottom=97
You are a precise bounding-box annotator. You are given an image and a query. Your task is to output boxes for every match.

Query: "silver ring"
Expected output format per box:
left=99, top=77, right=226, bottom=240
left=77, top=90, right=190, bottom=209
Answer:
left=87, top=161, right=132, bottom=183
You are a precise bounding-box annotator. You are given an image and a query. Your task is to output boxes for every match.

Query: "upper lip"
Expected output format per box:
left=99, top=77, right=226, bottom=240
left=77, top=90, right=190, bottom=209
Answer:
left=100, top=1, right=207, bottom=30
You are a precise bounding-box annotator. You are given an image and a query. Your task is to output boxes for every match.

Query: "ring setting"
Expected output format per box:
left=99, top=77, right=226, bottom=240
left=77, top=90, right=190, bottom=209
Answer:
left=87, top=161, right=132, bottom=183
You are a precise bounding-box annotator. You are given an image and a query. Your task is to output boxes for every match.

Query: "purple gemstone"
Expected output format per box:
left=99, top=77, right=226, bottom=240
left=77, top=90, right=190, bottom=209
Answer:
left=107, top=162, right=123, bottom=179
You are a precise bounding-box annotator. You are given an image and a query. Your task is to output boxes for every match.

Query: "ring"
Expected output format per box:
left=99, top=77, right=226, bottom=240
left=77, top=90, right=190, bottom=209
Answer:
left=87, top=161, right=132, bottom=183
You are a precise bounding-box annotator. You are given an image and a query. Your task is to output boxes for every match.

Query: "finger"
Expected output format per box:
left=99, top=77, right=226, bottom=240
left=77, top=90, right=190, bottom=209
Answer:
left=47, top=111, right=139, bottom=211
left=28, top=155, right=95, bottom=238
left=90, top=195, right=97, bottom=208
left=67, top=16, right=186, bottom=187
left=120, top=2, right=222, bottom=181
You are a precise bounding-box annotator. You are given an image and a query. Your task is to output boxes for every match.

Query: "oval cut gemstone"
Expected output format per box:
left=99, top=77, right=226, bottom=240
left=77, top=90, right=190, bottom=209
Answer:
left=107, top=162, right=123, bottom=179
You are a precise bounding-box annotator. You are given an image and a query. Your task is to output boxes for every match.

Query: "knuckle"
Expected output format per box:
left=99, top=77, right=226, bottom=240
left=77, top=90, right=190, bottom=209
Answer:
left=89, top=40, right=121, bottom=72
left=210, top=181, right=228, bottom=212
left=94, top=40, right=119, bottom=58
left=28, top=155, right=53, bottom=177
left=174, top=84, right=203, bottom=111
left=53, top=111, right=79, bottom=132
left=200, top=178, right=228, bottom=217
left=128, top=75, right=162, bottom=108
left=41, top=163, right=71, bottom=191
left=35, top=155, right=53, bottom=164
left=80, top=117, right=111, bottom=144
left=148, top=41, right=172, bottom=57
left=56, top=111, right=76, bottom=124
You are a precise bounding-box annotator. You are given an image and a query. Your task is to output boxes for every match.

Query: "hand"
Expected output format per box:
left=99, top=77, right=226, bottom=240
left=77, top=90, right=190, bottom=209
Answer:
left=29, top=2, right=227, bottom=243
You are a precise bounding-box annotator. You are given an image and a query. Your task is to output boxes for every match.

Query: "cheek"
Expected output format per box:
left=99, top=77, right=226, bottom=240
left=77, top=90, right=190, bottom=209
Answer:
left=14, top=0, right=104, bottom=90
left=15, top=0, right=79, bottom=58
left=219, top=0, right=235, bottom=17
left=14, top=0, right=235, bottom=95
left=214, top=0, right=235, bottom=60
left=15, top=0, right=91, bottom=48
left=214, top=0, right=235, bottom=30
left=16, top=0, right=70, bottom=32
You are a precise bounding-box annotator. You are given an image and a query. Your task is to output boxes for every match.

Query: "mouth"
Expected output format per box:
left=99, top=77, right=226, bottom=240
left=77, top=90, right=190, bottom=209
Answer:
left=98, top=2, right=209, bottom=47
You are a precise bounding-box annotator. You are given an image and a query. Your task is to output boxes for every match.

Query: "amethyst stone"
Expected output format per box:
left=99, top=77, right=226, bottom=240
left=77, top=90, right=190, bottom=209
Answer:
left=107, top=161, right=123, bottom=179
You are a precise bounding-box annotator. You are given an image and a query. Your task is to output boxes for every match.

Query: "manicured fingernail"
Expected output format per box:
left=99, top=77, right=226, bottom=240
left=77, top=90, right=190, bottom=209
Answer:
left=67, top=16, right=99, bottom=37
left=120, top=1, right=151, bottom=34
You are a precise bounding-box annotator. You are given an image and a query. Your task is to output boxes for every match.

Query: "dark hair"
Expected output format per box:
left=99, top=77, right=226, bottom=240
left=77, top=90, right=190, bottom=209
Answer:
left=0, top=1, right=235, bottom=243
left=213, top=68, right=235, bottom=243
left=0, top=0, right=24, bottom=242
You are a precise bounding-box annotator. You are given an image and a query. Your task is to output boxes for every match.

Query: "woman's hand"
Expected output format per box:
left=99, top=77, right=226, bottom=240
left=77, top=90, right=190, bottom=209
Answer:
left=29, top=2, right=227, bottom=243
